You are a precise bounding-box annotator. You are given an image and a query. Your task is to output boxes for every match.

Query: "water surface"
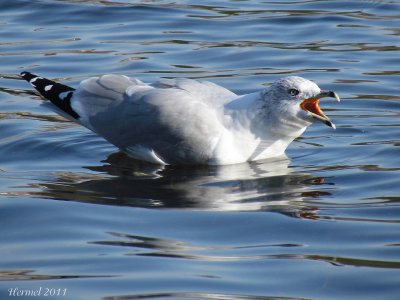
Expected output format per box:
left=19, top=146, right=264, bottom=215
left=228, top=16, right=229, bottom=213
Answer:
left=1, top=1, right=400, bottom=299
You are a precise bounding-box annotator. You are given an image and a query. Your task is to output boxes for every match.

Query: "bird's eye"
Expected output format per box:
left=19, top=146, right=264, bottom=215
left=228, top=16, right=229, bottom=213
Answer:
left=289, top=89, right=299, bottom=96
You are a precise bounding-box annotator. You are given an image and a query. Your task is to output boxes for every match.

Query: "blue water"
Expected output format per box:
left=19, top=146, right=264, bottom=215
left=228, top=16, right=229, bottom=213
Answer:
left=1, top=1, right=400, bottom=299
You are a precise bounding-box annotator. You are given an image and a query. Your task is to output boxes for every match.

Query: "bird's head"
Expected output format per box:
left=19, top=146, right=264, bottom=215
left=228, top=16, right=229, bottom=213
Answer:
left=263, top=76, right=340, bottom=131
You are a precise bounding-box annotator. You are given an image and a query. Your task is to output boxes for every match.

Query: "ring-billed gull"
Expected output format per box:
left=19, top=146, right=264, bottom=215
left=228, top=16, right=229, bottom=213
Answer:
left=20, top=72, right=339, bottom=165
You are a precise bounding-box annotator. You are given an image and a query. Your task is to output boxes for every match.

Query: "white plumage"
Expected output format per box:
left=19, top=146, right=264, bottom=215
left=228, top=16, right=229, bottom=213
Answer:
left=21, top=72, right=340, bottom=165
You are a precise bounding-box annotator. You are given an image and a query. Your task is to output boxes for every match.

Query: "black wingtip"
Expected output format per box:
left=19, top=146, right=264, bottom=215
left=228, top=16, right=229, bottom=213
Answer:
left=20, top=71, right=80, bottom=119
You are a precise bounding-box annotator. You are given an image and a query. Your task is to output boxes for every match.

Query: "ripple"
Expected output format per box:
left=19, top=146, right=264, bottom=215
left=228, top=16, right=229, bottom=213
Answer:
left=104, top=292, right=307, bottom=300
left=0, top=269, right=110, bottom=281
left=1, top=1, right=400, bottom=300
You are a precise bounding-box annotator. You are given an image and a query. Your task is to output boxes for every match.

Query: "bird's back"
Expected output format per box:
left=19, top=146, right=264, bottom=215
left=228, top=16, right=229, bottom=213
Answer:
left=71, top=75, right=238, bottom=164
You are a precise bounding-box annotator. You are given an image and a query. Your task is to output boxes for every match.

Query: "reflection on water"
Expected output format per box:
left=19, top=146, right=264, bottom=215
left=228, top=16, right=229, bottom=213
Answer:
left=22, top=153, right=327, bottom=218
left=1, top=0, right=400, bottom=299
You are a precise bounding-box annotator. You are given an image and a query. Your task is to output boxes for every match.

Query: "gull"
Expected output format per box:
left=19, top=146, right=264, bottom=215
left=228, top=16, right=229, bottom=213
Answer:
left=20, top=71, right=339, bottom=165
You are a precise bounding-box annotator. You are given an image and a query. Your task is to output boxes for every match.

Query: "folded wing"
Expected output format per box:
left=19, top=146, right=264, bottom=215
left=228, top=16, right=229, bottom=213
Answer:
left=72, top=75, right=237, bottom=164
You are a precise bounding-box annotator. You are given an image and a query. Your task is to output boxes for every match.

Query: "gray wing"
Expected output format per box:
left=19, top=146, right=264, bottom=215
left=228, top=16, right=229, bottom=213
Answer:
left=150, top=77, right=237, bottom=105
left=71, top=75, right=237, bottom=164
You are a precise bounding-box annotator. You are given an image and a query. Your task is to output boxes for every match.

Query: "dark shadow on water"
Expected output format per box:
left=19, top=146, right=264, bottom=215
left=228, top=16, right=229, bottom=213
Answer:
left=25, top=152, right=332, bottom=218
left=0, top=269, right=111, bottom=281
left=103, top=291, right=308, bottom=300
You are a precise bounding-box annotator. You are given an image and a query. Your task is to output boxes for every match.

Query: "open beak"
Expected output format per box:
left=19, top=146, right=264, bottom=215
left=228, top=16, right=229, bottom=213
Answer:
left=300, top=90, right=340, bottom=129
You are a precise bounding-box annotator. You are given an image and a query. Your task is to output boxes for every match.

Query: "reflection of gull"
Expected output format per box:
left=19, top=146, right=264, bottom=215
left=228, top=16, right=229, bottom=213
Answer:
left=168, top=155, right=294, bottom=211
left=28, top=153, right=330, bottom=216
left=20, top=72, right=339, bottom=165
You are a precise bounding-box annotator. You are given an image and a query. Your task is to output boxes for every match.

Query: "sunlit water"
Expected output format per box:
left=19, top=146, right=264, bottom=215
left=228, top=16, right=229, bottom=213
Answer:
left=1, top=1, right=400, bottom=299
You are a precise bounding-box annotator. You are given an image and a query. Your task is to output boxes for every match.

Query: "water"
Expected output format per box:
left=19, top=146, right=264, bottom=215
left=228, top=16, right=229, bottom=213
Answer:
left=1, top=0, right=400, bottom=299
